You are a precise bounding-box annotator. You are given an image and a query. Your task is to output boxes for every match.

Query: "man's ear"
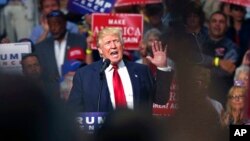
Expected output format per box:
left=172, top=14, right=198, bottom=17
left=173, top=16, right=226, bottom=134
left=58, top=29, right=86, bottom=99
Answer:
left=97, top=47, right=103, bottom=56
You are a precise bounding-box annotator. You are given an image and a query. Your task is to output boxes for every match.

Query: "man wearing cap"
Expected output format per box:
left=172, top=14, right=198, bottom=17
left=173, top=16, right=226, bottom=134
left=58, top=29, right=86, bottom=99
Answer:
left=60, top=60, right=84, bottom=102
left=30, top=0, right=79, bottom=44
left=35, top=10, right=87, bottom=97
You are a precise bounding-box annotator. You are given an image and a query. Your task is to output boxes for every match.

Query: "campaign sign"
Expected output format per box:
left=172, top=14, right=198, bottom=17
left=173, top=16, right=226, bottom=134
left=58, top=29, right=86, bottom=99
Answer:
left=153, top=79, right=177, bottom=117
left=230, top=125, right=250, bottom=141
left=68, top=0, right=115, bottom=15
left=221, top=0, right=250, bottom=7
left=0, top=42, right=31, bottom=74
left=0, top=0, right=7, bottom=5
left=115, top=0, right=162, bottom=7
left=76, top=112, right=107, bottom=134
left=91, top=13, right=143, bottom=50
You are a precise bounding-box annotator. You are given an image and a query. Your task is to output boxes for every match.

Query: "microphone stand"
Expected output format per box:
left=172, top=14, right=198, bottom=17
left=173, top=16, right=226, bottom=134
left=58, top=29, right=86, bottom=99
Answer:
left=97, top=72, right=106, bottom=112
left=97, top=59, right=110, bottom=112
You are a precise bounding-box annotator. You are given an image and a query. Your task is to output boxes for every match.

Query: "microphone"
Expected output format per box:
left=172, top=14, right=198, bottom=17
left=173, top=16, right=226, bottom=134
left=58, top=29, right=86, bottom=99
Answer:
left=99, top=59, right=111, bottom=76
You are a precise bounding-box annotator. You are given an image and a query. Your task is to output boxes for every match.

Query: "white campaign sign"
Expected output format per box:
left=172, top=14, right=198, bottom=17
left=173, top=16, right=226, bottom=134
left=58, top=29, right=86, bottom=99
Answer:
left=0, top=42, right=31, bottom=74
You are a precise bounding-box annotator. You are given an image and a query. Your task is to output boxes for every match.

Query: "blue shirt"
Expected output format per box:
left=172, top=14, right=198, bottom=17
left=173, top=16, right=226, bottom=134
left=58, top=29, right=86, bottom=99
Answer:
left=30, top=21, right=79, bottom=43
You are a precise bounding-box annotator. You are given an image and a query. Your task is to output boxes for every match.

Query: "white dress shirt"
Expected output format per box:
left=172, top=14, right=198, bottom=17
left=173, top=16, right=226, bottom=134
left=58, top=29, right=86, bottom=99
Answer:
left=105, top=60, right=133, bottom=109
left=54, top=33, right=68, bottom=77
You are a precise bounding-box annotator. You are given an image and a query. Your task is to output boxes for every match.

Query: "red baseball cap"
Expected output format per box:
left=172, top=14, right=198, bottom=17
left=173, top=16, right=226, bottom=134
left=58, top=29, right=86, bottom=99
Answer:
left=67, top=47, right=86, bottom=61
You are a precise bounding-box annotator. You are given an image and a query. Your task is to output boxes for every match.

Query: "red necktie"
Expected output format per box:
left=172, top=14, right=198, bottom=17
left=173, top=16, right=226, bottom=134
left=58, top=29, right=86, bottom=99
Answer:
left=112, top=65, right=127, bottom=108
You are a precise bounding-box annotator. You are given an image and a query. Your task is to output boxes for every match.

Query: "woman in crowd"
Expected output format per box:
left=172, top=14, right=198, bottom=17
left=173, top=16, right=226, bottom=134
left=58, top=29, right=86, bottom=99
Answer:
left=227, top=4, right=250, bottom=66
left=220, top=86, right=249, bottom=127
left=234, top=65, right=250, bottom=89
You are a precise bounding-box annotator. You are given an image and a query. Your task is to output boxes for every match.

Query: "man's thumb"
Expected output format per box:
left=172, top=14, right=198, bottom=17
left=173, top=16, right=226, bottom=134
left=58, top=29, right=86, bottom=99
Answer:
left=146, top=56, right=153, bottom=62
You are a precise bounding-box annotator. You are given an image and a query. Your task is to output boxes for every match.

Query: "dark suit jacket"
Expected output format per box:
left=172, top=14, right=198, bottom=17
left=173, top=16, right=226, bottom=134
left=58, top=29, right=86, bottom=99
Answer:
left=35, top=33, right=86, bottom=96
left=68, top=60, right=173, bottom=113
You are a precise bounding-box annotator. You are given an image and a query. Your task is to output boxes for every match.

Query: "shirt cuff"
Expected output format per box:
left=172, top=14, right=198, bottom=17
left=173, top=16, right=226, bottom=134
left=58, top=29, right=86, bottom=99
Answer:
left=157, top=66, right=172, bottom=72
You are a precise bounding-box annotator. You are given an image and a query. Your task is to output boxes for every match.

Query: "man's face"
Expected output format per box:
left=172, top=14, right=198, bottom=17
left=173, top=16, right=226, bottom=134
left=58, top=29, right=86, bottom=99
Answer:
left=208, top=13, right=227, bottom=39
left=231, top=8, right=245, bottom=22
left=22, top=56, right=41, bottom=78
left=98, top=34, right=123, bottom=65
left=186, top=13, right=200, bottom=29
left=42, top=0, right=60, bottom=16
left=48, top=17, right=66, bottom=40
left=148, top=14, right=162, bottom=27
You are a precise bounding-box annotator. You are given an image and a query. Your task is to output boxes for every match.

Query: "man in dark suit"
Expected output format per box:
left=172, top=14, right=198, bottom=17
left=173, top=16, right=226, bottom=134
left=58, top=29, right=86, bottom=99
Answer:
left=68, top=27, right=172, bottom=113
left=35, top=10, right=87, bottom=97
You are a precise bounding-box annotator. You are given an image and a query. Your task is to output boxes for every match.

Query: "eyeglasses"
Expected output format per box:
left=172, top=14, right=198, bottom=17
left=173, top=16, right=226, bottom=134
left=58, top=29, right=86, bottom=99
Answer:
left=229, top=95, right=245, bottom=100
left=234, top=80, right=245, bottom=87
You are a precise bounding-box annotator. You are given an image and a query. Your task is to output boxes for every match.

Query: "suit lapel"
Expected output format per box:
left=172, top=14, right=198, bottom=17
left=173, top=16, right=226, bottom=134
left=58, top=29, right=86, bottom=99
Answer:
left=125, top=61, right=140, bottom=109
left=48, top=38, right=59, bottom=77
left=94, top=60, right=113, bottom=112
left=64, top=33, right=70, bottom=63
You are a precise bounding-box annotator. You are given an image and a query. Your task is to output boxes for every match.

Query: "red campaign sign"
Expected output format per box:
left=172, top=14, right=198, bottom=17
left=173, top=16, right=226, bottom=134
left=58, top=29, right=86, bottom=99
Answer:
left=115, top=0, right=162, bottom=7
left=153, top=79, right=178, bottom=117
left=221, top=0, right=250, bottom=7
left=91, top=13, right=143, bottom=50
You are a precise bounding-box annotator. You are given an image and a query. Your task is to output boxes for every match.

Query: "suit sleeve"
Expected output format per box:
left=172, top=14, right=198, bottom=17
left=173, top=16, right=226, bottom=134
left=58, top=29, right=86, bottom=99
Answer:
left=67, top=70, right=84, bottom=112
left=153, top=69, right=174, bottom=105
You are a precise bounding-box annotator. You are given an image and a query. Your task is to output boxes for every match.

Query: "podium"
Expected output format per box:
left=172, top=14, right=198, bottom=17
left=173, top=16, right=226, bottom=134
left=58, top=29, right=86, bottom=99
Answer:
left=76, top=112, right=107, bottom=134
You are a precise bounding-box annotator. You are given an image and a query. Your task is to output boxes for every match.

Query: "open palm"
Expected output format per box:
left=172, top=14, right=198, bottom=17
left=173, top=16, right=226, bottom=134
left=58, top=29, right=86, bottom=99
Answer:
left=146, top=41, right=167, bottom=68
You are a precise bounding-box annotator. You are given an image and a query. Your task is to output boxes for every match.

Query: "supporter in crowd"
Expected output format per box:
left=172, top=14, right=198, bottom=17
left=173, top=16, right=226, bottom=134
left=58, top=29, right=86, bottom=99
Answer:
left=234, top=65, right=250, bottom=89
left=234, top=62, right=250, bottom=119
left=34, top=10, right=87, bottom=97
left=30, top=0, right=78, bottom=44
left=241, top=49, right=250, bottom=66
left=200, top=11, right=238, bottom=106
left=2, top=0, right=36, bottom=42
left=220, top=86, right=250, bottom=127
left=162, top=63, right=227, bottom=141
left=0, top=36, right=10, bottom=43
left=60, top=60, right=85, bottom=102
left=219, top=2, right=231, bottom=26
left=136, top=28, right=164, bottom=75
left=202, top=0, right=221, bottom=23
left=144, top=3, right=167, bottom=34
left=178, top=1, right=209, bottom=72
left=184, top=1, right=208, bottom=44
left=162, top=0, right=190, bottom=29
left=227, top=4, right=250, bottom=66
left=192, top=66, right=224, bottom=117
left=21, top=53, right=42, bottom=81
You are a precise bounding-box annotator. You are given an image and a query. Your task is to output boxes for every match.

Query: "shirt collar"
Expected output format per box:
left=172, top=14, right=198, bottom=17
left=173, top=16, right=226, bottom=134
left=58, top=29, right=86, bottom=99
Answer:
left=55, top=32, right=68, bottom=44
left=106, top=60, right=125, bottom=72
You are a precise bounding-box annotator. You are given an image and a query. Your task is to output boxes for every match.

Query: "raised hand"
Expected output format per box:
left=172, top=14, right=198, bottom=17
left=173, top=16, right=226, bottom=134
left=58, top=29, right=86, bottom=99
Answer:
left=219, top=59, right=236, bottom=74
left=146, top=41, right=167, bottom=68
left=242, top=49, right=250, bottom=66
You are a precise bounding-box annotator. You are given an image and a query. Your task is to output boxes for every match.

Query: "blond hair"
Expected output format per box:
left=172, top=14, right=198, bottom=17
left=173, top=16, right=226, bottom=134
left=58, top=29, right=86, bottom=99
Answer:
left=96, top=27, right=124, bottom=48
left=220, top=86, right=247, bottom=127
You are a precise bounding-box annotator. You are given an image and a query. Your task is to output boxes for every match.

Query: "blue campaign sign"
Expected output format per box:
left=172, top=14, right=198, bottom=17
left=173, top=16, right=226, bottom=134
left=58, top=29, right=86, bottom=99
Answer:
left=76, top=112, right=108, bottom=134
left=0, top=0, right=7, bottom=5
left=68, top=0, right=115, bottom=15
